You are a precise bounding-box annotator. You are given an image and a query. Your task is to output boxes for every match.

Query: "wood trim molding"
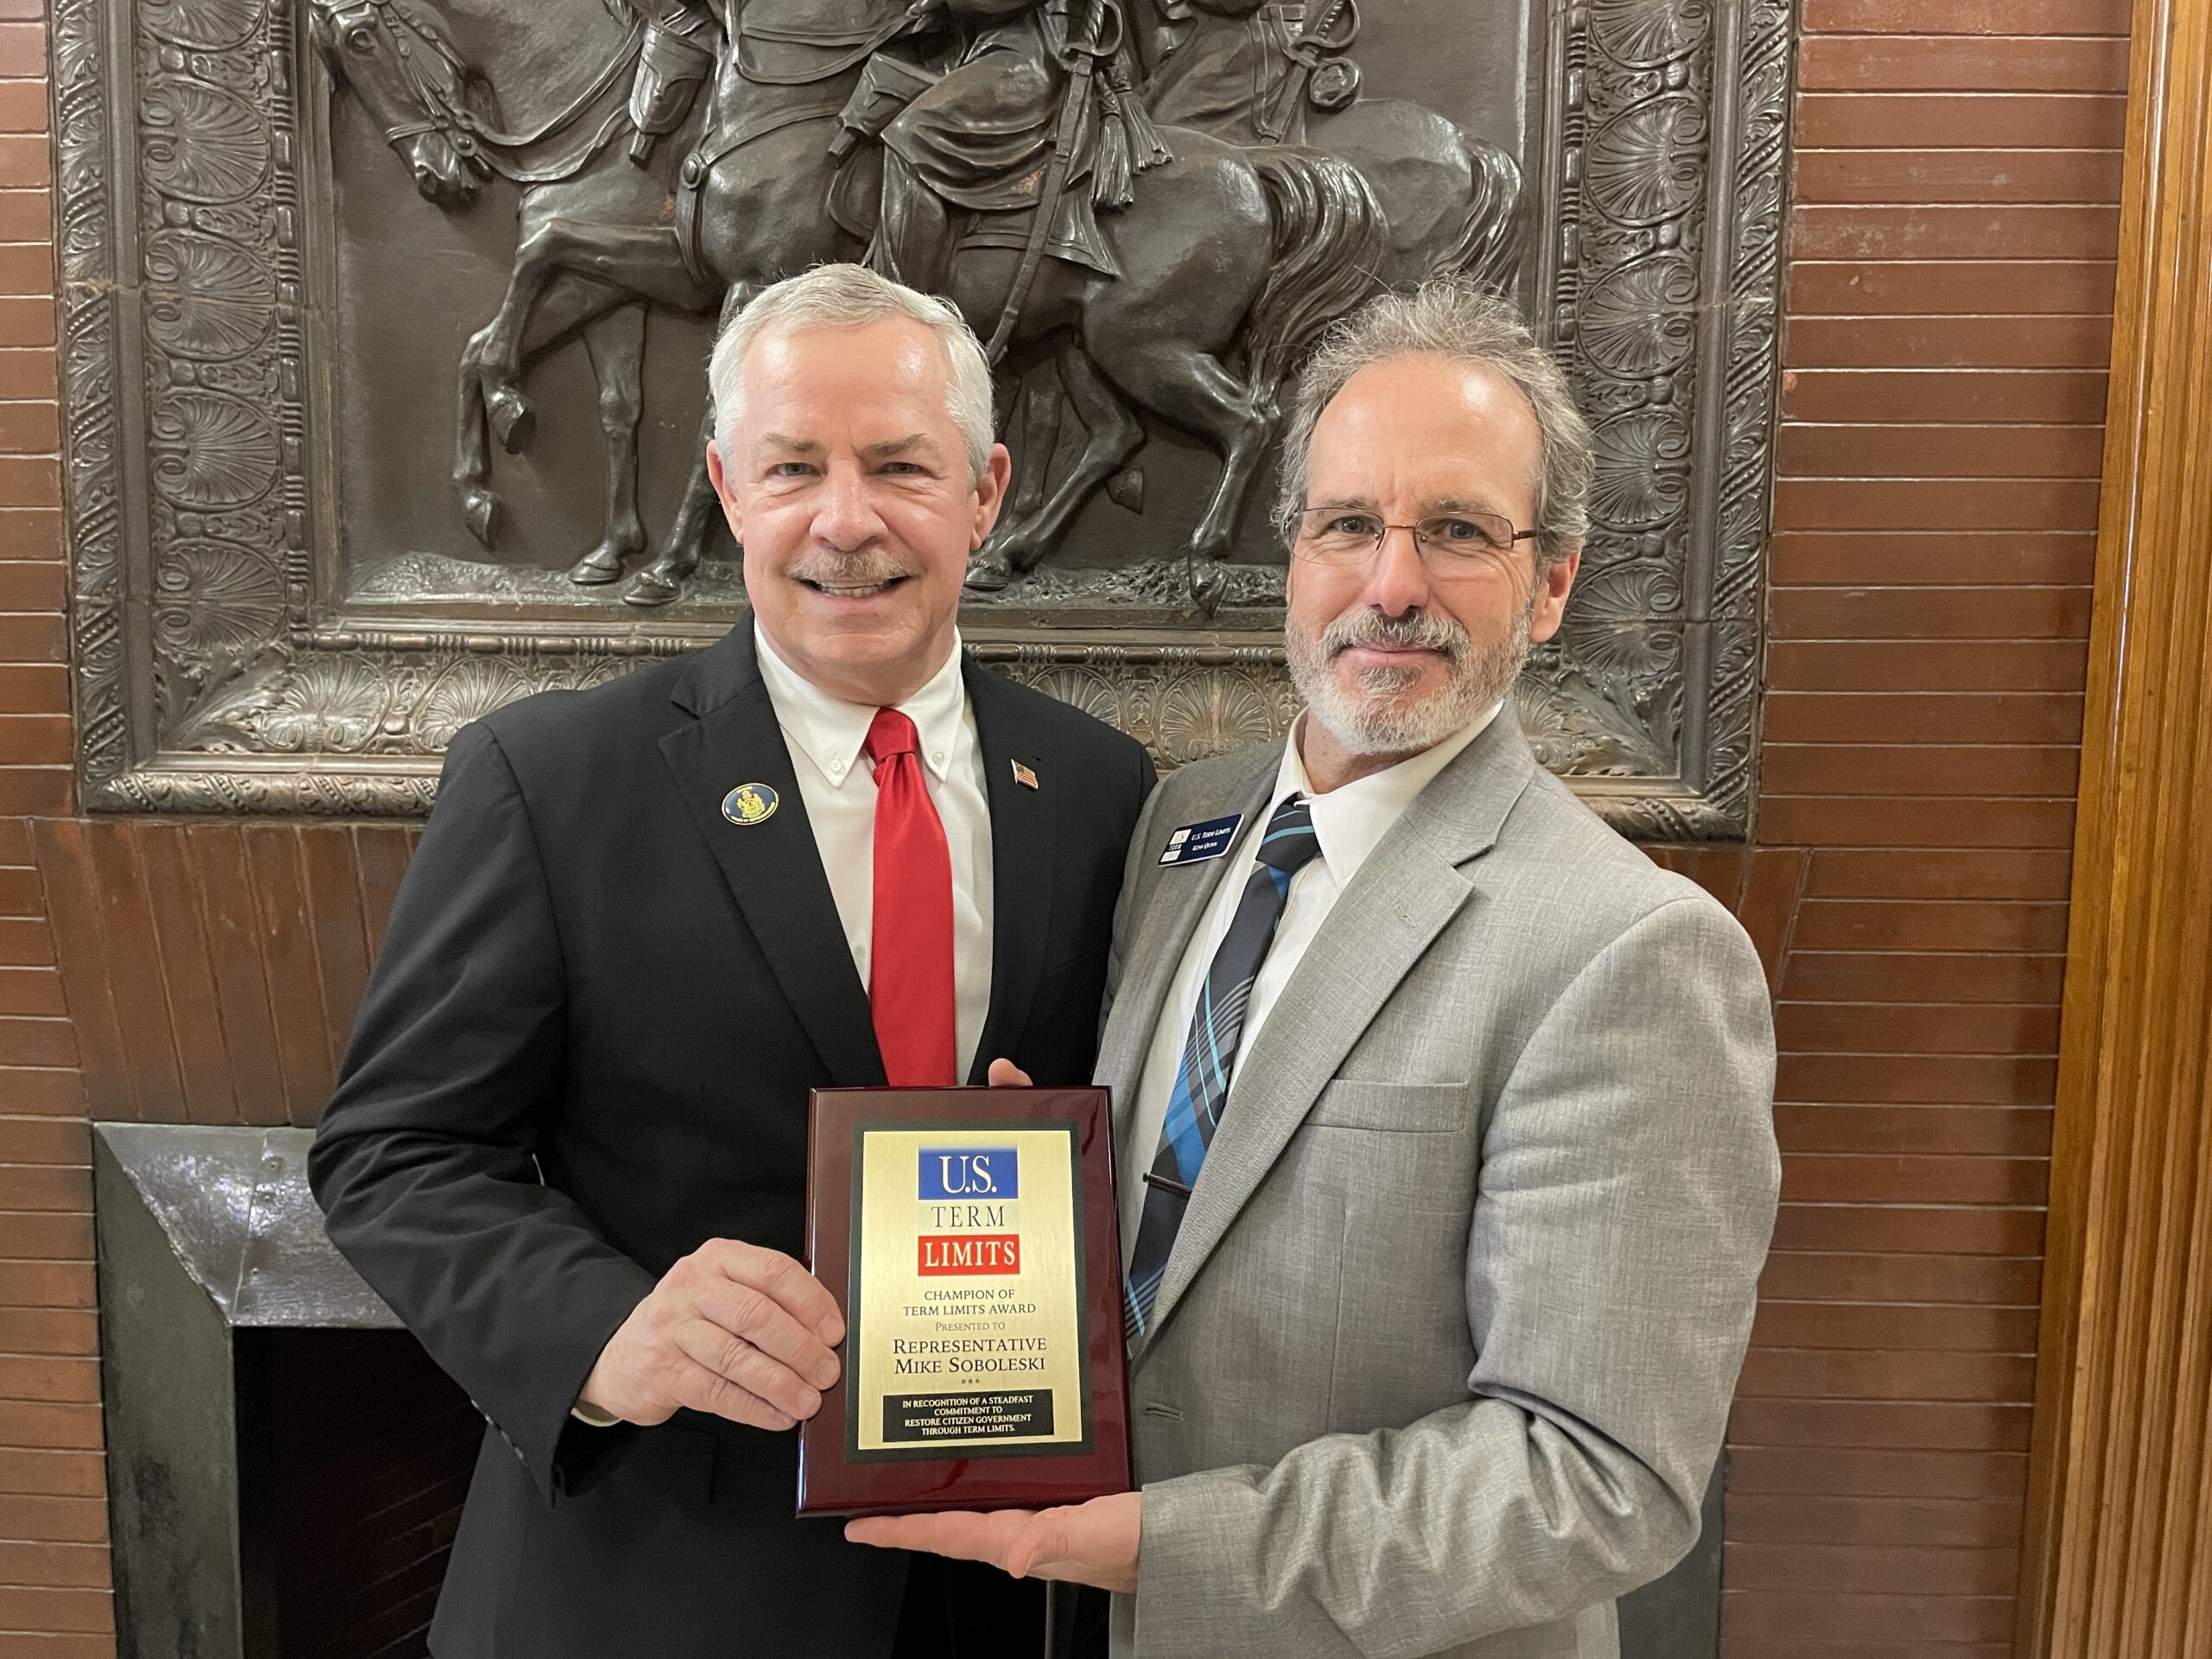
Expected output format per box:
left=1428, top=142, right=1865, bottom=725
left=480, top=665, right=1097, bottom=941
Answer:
left=2016, top=0, right=2212, bottom=1650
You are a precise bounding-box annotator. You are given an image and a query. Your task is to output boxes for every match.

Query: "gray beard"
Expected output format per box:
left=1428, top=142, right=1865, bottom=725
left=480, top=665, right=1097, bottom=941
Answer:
left=1287, top=598, right=1534, bottom=759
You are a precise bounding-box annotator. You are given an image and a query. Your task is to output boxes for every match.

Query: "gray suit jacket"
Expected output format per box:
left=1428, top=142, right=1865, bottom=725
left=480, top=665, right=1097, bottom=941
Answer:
left=1098, top=713, right=1779, bottom=1659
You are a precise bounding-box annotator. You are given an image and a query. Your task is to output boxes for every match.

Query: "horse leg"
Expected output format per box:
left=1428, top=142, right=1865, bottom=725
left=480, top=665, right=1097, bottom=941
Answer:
left=1091, top=336, right=1274, bottom=615
left=454, top=348, right=497, bottom=548
left=1008, top=362, right=1062, bottom=519
left=626, top=281, right=754, bottom=609
left=454, top=270, right=630, bottom=550
left=968, top=341, right=1144, bottom=592
left=569, top=302, right=650, bottom=585
left=475, top=217, right=710, bottom=454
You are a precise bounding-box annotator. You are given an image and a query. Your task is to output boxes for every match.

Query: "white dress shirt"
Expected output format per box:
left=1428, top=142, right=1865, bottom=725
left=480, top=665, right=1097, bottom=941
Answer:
left=754, top=623, right=995, bottom=1082
left=1119, top=703, right=1503, bottom=1260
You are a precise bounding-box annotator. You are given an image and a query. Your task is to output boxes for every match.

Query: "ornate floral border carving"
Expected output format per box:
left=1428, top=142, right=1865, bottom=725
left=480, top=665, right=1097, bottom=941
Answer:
left=56, top=0, right=1793, bottom=836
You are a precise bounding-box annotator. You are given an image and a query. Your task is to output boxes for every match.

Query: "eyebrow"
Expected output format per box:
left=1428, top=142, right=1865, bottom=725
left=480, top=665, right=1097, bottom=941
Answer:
left=760, top=433, right=820, bottom=455
left=1427, top=493, right=1510, bottom=519
left=1305, top=492, right=1511, bottom=517
left=861, top=434, right=939, bottom=461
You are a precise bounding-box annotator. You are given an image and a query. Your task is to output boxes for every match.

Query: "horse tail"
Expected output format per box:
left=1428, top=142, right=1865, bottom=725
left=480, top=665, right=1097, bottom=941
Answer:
left=1429, top=133, right=1524, bottom=292
left=1242, top=148, right=1388, bottom=397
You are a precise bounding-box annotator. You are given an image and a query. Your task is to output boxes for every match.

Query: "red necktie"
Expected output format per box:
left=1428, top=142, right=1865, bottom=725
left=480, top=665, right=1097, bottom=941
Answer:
left=865, top=708, right=957, bottom=1086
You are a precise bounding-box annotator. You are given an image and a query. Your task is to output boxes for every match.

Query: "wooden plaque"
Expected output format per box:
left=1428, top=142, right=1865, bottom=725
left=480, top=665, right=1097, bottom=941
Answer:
left=798, top=1086, right=1133, bottom=1517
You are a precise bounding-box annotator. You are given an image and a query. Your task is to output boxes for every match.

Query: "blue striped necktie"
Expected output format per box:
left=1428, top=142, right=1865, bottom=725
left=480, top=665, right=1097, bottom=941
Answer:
left=1124, top=794, right=1322, bottom=1344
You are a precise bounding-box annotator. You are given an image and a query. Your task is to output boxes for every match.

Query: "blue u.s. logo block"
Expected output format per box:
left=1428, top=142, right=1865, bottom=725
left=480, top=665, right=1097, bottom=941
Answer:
left=919, top=1147, right=1019, bottom=1200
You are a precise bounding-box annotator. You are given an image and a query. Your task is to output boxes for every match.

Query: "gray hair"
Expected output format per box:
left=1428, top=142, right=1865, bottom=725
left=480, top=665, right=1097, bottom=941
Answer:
left=707, top=264, right=995, bottom=480
left=1274, top=282, right=1592, bottom=569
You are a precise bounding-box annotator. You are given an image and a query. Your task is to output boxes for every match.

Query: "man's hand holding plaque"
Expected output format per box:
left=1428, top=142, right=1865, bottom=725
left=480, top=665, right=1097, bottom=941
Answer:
left=576, top=1240, right=845, bottom=1430
left=845, top=1490, right=1141, bottom=1594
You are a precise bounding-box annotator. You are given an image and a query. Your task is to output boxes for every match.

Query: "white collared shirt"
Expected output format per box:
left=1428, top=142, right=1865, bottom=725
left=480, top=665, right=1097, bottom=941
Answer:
left=754, top=623, right=995, bottom=1080
left=1119, top=703, right=1503, bottom=1260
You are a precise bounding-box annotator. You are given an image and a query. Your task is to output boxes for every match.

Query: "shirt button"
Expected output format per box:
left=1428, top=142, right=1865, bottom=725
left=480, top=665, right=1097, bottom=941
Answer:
left=932, top=752, right=946, bottom=766
left=830, top=759, right=846, bottom=778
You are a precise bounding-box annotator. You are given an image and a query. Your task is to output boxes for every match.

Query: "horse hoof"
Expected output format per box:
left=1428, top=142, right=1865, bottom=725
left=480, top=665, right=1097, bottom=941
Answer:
left=622, top=564, right=688, bottom=607
left=567, top=544, right=629, bottom=586
left=461, top=487, right=499, bottom=548
left=1107, top=467, right=1145, bottom=513
left=1188, top=564, right=1228, bottom=617
left=486, top=388, right=536, bottom=454
left=963, top=551, right=1016, bottom=593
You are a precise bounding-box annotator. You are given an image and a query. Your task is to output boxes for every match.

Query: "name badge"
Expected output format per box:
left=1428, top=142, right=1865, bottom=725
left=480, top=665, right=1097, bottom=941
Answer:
left=1159, top=813, right=1243, bottom=867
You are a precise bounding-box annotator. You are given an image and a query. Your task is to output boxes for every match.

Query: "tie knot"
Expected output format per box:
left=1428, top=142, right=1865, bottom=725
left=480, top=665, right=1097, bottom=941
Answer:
left=1254, top=793, right=1320, bottom=875
left=866, top=707, right=919, bottom=766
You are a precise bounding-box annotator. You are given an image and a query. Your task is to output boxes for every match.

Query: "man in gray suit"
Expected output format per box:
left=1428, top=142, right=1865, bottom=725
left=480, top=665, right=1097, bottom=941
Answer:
left=851, top=283, right=1781, bottom=1658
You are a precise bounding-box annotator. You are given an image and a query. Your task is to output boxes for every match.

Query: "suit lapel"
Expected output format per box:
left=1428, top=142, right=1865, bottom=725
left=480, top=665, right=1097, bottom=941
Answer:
left=1096, top=745, right=1281, bottom=1146
left=966, top=662, right=1052, bottom=1083
left=1141, top=712, right=1541, bottom=1346
left=658, top=629, right=886, bottom=1088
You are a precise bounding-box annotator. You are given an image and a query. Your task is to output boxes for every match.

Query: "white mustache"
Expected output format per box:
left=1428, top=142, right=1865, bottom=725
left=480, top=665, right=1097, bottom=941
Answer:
left=1320, top=609, right=1471, bottom=661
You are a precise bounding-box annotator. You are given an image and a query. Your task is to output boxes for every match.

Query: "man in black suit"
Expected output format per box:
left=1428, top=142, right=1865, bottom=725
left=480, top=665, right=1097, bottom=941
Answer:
left=309, top=264, right=1154, bottom=1659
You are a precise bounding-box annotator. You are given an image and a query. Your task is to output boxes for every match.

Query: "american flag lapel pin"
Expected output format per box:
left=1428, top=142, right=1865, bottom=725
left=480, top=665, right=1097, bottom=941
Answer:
left=1012, top=760, right=1039, bottom=791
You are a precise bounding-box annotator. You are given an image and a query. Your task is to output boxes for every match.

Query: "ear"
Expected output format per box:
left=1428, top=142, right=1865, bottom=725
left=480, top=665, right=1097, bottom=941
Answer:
left=969, top=442, right=1014, bottom=549
left=707, top=440, right=742, bottom=543
left=1526, top=544, right=1580, bottom=645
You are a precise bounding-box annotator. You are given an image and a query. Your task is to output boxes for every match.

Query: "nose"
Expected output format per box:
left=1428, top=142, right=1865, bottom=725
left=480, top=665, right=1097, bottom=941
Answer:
left=1363, top=523, right=1436, bottom=618
left=810, top=462, right=889, bottom=551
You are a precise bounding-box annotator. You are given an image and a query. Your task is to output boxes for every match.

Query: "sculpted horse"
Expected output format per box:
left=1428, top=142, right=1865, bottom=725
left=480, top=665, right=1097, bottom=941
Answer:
left=306, top=0, right=721, bottom=585
left=454, top=0, right=1389, bottom=611
left=1139, top=0, right=1522, bottom=291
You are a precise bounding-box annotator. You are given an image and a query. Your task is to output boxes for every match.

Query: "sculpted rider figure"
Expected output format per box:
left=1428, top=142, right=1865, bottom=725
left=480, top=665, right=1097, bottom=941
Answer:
left=871, top=0, right=1113, bottom=296
left=621, top=0, right=724, bottom=163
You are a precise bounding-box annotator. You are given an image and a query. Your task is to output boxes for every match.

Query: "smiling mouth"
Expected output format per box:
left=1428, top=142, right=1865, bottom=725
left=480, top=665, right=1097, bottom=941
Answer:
left=801, top=575, right=907, bottom=600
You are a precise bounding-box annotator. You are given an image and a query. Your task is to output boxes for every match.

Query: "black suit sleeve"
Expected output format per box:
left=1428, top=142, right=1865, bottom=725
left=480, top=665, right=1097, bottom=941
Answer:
left=308, top=722, right=657, bottom=1505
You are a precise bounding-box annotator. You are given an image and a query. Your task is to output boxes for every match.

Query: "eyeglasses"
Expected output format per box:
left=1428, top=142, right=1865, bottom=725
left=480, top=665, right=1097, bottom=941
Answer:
left=1290, top=506, right=1539, bottom=569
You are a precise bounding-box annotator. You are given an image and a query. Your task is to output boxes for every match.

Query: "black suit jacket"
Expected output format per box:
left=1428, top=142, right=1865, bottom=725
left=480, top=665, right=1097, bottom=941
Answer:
left=308, top=626, right=1154, bottom=1659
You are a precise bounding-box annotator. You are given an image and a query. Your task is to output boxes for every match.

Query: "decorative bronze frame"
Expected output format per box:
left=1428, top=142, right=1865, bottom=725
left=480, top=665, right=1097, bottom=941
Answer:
left=54, top=0, right=1793, bottom=836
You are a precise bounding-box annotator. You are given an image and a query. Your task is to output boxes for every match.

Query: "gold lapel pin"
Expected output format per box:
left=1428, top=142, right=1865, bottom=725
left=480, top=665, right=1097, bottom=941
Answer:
left=722, top=783, right=779, bottom=825
left=1012, top=760, right=1039, bottom=791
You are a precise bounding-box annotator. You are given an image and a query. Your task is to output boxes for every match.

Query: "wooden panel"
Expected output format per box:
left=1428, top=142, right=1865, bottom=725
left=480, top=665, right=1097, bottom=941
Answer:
left=2015, top=0, right=2212, bottom=1650
left=1726, top=1542, right=2023, bottom=1596
left=1797, top=36, right=2131, bottom=92
left=1774, top=1105, right=2054, bottom=1157
left=1764, top=692, right=2087, bottom=747
left=1758, top=1250, right=2046, bottom=1304
left=240, top=826, right=337, bottom=1112
left=1732, top=1400, right=2036, bottom=1452
left=188, top=824, right=292, bottom=1128
left=1789, top=260, right=2119, bottom=315
left=1792, top=149, right=2124, bottom=207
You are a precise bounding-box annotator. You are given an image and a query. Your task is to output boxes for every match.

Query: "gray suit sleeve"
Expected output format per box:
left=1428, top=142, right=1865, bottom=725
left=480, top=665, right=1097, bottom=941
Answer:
left=1132, top=896, right=1780, bottom=1659
left=1101, top=770, right=1171, bottom=1038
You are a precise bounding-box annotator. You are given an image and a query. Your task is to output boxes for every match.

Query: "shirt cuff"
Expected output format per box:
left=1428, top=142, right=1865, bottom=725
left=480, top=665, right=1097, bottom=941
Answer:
left=569, top=1398, right=622, bottom=1427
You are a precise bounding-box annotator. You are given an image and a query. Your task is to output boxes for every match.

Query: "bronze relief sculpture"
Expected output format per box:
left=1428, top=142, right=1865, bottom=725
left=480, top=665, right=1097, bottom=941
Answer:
left=54, top=0, right=1791, bottom=836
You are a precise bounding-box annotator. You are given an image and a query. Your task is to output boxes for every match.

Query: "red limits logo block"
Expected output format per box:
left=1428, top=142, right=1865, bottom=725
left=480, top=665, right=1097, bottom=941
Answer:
left=918, top=1234, right=1021, bottom=1274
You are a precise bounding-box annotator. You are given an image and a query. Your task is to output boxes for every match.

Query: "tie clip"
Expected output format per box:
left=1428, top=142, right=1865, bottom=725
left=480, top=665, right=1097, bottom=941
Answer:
left=1143, top=1171, right=1193, bottom=1198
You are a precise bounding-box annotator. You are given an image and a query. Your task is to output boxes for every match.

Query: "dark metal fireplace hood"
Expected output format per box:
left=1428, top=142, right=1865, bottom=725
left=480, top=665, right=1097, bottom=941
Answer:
left=92, top=1123, right=440, bottom=1659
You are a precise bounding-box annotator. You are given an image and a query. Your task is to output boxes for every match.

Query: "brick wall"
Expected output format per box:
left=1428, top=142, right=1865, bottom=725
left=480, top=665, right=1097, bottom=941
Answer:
left=0, top=0, right=2126, bottom=1650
